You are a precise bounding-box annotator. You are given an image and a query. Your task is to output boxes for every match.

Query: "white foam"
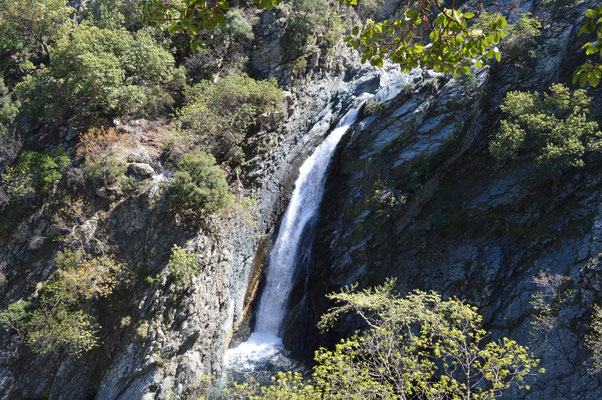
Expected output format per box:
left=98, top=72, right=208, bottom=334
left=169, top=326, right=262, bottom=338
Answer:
left=224, top=333, right=283, bottom=369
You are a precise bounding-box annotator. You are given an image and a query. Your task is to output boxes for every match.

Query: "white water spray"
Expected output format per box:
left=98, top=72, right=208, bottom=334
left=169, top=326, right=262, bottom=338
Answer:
left=225, top=107, right=360, bottom=367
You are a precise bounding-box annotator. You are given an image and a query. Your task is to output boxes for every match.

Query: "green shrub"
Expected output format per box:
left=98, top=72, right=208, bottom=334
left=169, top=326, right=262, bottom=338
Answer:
left=0, top=250, right=127, bottom=357
left=214, top=9, right=254, bottom=43
left=82, top=0, right=141, bottom=31
left=291, top=56, right=308, bottom=77
left=0, top=301, right=34, bottom=332
left=0, top=0, right=73, bottom=77
left=165, top=152, right=231, bottom=217
left=0, top=77, right=19, bottom=135
left=0, top=77, right=22, bottom=190
left=84, top=154, right=133, bottom=191
left=27, top=308, right=99, bottom=357
left=321, top=10, right=346, bottom=50
left=2, top=148, right=70, bottom=200
left=283, top=16, right=315, bottom=55
left=135, top=320, right=149, bottom=340
left=52, top=250, right=127, bottom=301
left=185, top=8, right=254, bottom=80
left=364, top=102, right=385, bottom=116
left=490, top=84, right=602, bottom=173
left=15, top=22, right=176, bottom=122
left=177, top=74, right=283, bottom=160
left=370, top=180, right=407, bottom=218
left=168, top=244, right=200, bottom=287
left=586, top=305, right=602, bottom=375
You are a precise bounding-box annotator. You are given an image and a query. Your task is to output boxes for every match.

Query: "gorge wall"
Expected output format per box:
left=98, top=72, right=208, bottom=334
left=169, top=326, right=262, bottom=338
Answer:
left=0, top=0, right=601, bottom=399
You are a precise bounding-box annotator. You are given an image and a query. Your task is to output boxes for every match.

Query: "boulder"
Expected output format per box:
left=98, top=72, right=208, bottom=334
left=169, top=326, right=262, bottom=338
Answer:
left=128, top=162, right=155, bottom=178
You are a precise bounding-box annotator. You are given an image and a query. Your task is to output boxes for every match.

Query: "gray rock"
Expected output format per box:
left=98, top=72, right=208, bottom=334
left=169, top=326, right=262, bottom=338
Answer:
left=128, top=163, right=155, bottom=178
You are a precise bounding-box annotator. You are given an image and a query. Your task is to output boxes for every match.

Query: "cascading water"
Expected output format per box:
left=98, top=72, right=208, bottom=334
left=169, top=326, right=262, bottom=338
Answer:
left=224, top=107, right=361, bottom=370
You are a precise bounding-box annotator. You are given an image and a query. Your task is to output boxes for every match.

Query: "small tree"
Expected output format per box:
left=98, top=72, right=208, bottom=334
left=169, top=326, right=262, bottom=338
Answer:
left=282, top=0, right=328, bottom=56
left=0, top=0, right=73, bottom=56
left=216, top=280, right=541, bottom=400
left=529, top=270, right=575, bottom=364
left=1, top=148, right=70, bottom=200
left=76, top=126, right=122, bottom=159
left=0, top=301, right=34, bottom=343
left=314, top=280, right=540, bottom=400
left=168, top=245, right=200, bottom=287
left=26, top=308, right=99, bottom=357
left=1, top=250, right=128, bottom=357
left=490, top=84, right=601, bottom=173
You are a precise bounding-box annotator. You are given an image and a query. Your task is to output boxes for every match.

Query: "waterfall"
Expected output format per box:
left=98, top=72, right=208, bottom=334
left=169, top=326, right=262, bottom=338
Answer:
left=255, top=106, right=360, bottom=335
left=224, top=107, right=360, bottom=369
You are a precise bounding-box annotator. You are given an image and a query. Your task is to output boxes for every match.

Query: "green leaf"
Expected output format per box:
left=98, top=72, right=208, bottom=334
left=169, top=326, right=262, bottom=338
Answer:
left=585, top=9, right=597, bottom=19
left=580, top=22, right=596, bottom=35
left=588, top=74, right=600, bottom=87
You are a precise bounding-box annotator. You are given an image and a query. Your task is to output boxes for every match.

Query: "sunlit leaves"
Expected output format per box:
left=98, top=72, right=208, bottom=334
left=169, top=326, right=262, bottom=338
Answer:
left=343, top=2, right=507, bottom=75
left=139, top=0, right=281, bottom=50
left=573, top=4, right=602, bottom=87
left=586, top=305, right=602, bottom=375
left=490, top=84, right=602, bottom=172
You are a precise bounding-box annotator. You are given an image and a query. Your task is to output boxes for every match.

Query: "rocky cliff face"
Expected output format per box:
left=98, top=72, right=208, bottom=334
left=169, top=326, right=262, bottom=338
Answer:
left=281, top=1, right=602, bottom=399
left=1, top=0, right=601, bottom=398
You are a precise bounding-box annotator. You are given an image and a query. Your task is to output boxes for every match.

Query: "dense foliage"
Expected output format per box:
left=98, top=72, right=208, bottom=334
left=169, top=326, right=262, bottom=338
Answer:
left=16, top=23, right=177, bottom=123
left=472, top=13, right=541, bottom=61
left=176, top=74, right=283, bottom=160
left=165, top=152, right=231, bottom=217
left=140, top=0, right=280, bottom=51
left=0, top=0, right=73, bottom=74
left=0, top=77, right=18, bottom=136
left=283, top=0, right=328, bottom=55
left=143, top=0, right=600, bottom=87
left=490, top=84, right=601, bottom=173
